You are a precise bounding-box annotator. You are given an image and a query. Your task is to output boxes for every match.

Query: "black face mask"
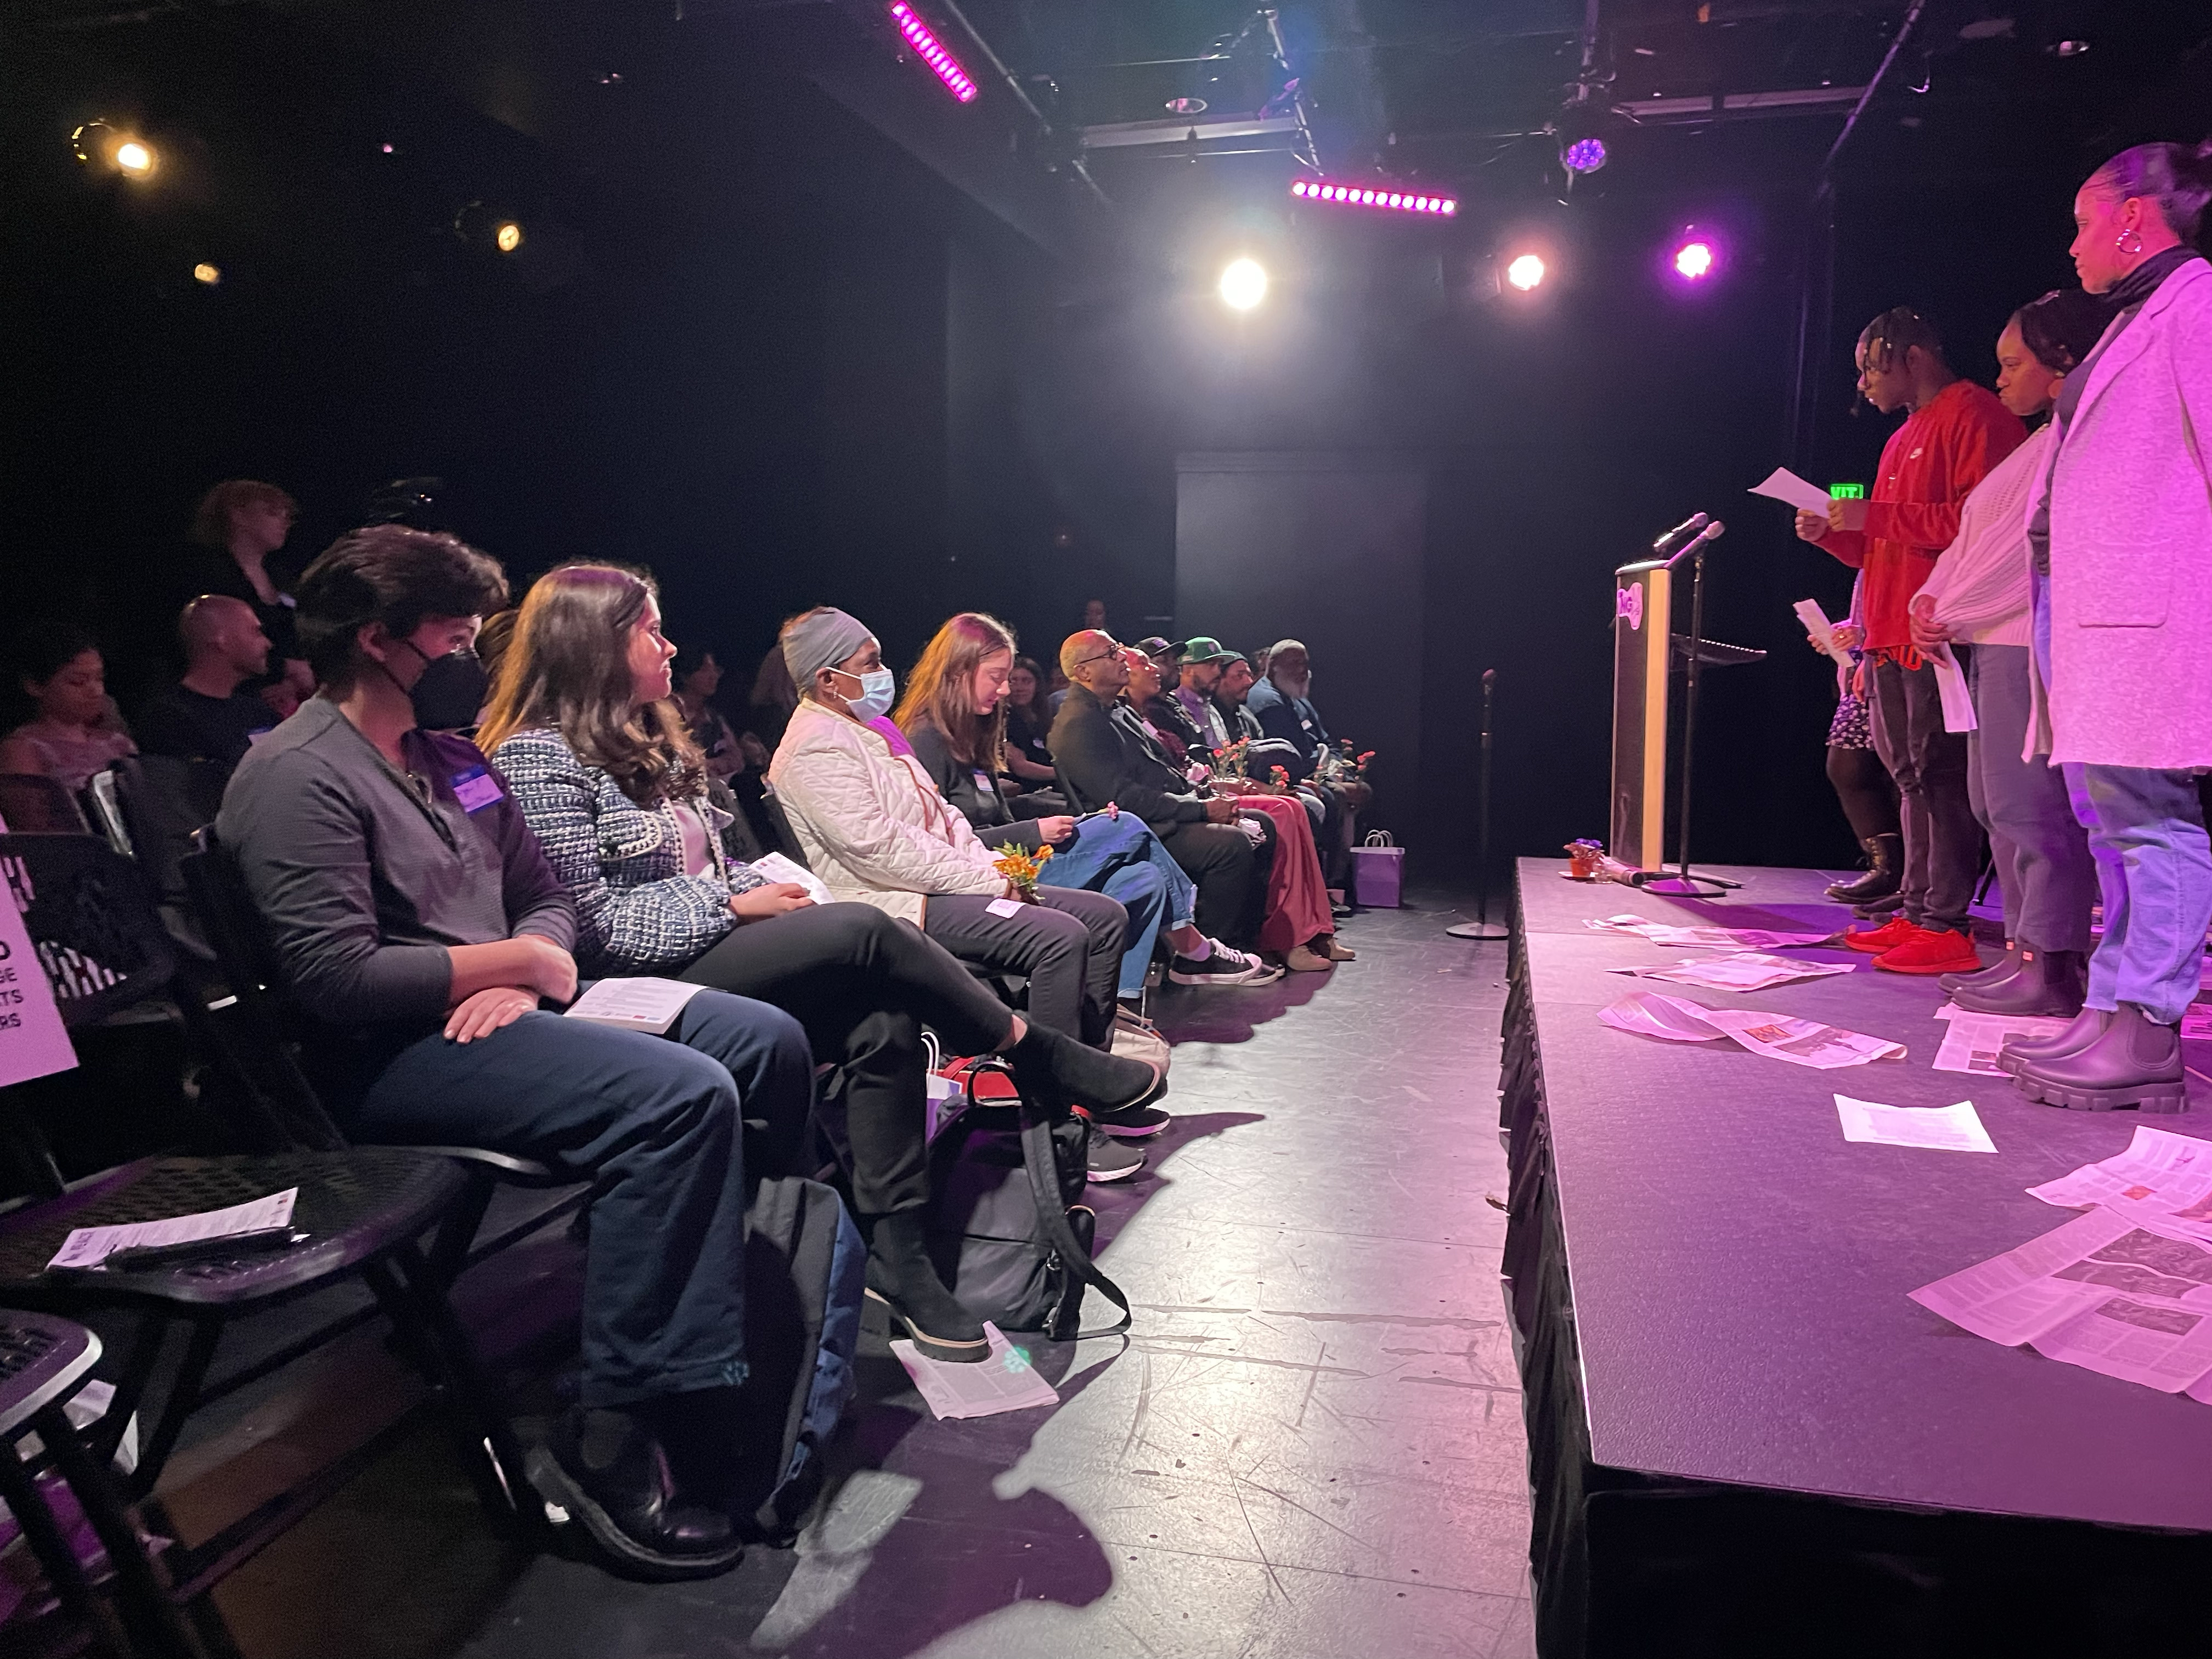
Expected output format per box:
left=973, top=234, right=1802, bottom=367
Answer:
left=390, top=641, right=489, bottom=732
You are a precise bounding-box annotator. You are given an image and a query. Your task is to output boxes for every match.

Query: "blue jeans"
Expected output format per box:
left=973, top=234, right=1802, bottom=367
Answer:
left=338, top=989, right=814, bottom=1408
left=1039, top=812, right=1195, bottom=998
left=2034, top=572, right=2210, bottom=1022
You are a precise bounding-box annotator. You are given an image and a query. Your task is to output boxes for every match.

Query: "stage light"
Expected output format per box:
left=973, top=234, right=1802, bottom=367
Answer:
left=72, top=122, right=158, bottom=180
left=1673, top=240, right=1714, bottom=279
left=1505, top=253, right=1547, bottom=292
left=193, top=262, right=221, bottom=285
left=890, top=2, right=979, bottom=104
left=1290, top=177, right=1457, bottom=216
left=1218, top=257, right=1268, bottom=311
left=115, top=140, right=154, bottom=175
left=494, top=221, right=524, bottom=253
left=1561, top=137, right=1607, bottom=174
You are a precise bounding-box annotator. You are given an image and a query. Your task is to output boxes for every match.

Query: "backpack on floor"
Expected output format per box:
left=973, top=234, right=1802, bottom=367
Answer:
left=729, top=1174, right=865, bottom=1543
left=923, top=1058, right=1132, bottom=1340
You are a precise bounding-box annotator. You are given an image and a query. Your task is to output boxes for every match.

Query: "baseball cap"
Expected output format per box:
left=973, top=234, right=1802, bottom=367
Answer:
left=1177, top=636, right=1238, bottom=665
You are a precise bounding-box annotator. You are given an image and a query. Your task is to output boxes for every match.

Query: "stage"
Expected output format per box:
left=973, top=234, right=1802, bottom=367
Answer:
left=1501, top=860, right=2212, bottom=1659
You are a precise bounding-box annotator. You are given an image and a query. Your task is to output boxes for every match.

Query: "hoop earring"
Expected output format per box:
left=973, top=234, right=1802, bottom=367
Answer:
left=2116, top=227, right=2144, bottom=257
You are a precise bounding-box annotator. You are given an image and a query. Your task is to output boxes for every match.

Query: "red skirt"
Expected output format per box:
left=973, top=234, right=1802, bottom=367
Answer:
left=1238, top=793, right=1334, bottom=954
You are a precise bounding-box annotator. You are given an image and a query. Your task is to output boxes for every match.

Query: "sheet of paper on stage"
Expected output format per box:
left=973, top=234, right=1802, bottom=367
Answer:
left=563, top=976, right=707, bottom=1035
left=1928, top=642, right=1978, bottom=732
left=1597, top=990, right=1728, bottom=1043
left=1749, top=467, right=1836, bottom=515
left=1600, top=990, right=1903, bottom=1066
left=1584, top=914, right=1836, bottom=950
left=2029, top=1127, right=2212, bottom=1243
left=1835, top=1094, right=1995, bottom=1153
left=49, top=1187, right=298, bottom=1272
left=748, top=851, right=833, bottom=908
left=1932, top=1008, right=2069, bottom=1076
left=1792, top=599, right=1853, bottom=668
left=2183, top=1002, right=2212, bottom=1041
left=893, top=1323, right=1060, bottom=1419
left=1613, top=951, right=1856, bottom=991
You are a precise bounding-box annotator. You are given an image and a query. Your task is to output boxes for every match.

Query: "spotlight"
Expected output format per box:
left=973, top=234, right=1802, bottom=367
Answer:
left=1673, top=239, right=1714, bottom=280
left=1290, top=177, right=1457, bottom=216
left=1505, top=253, right=1547, bottom=292
left=1218, top=257, right=1268, bottom=311
left=71, top=122, right=158, bottom=179
left=494, top=221, right=524, bottom=253
left=193, top=262, right=221, bottom=285
left=889, top=2, right=979, bottom=104
left=1561, top=136, right=1607, bottom=174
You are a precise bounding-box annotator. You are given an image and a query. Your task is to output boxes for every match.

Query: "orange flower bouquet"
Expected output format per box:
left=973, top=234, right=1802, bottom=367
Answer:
left=993, top=841, right=1054, bottom=901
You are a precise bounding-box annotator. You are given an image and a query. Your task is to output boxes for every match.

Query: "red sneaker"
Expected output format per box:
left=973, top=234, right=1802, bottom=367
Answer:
left=1874, top=926, right=1981, bottom=976
left=1843, top=915, right=1916, bottom=954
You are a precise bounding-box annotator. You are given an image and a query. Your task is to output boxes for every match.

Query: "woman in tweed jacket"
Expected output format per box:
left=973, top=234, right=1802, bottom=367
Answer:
left=481, top=563, right=1164, bottom=1364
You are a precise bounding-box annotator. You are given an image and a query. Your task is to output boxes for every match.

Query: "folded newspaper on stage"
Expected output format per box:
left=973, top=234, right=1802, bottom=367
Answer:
left=2027, top=1126, right=2212, bottom=1244
left=1910, top=1207, right=2212, bottom=1396
left=1598, top=989, right=1906, bottom=1068
left=1612, top=951, right=1857, bottom=992
left=1585, top=915, right=1837, bottom=951
left=1931, top=1003, right=2070, bottom=1076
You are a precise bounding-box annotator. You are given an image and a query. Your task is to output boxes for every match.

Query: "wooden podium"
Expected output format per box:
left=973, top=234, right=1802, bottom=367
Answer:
left=1610, top=558, right=1673, bottom=870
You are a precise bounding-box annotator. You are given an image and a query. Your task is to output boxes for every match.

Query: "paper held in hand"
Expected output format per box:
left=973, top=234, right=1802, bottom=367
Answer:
left=1792, top=598, right=1853, bottom=669
left=1599, top=989, right=1906, bottom=1068
left=1749, top=466, right=1836, bottom=516
left=563, top=977, right=708, bottom=1035
left=749, top=851, right=833, bottom=908
left=1910, top=1206, right=2212, bottom=1396
left=48, top=1187, right=298, bottom=1272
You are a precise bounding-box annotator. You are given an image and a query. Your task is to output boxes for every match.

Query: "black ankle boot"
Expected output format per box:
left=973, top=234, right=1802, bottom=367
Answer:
left=2013, top=1003, right=2186, bottom=1113
left=864, top=1209, right=988, bottom=1363
left=529, top=1406, right=743, bottom=1579
left=1951, top=948, right=2087, bottom=1019
left=1827, top=834, right=1902, bottom=905
left=1013, top=1023, right=1165, bottom=1114
left=1942, top=940, right=2020, bottom=996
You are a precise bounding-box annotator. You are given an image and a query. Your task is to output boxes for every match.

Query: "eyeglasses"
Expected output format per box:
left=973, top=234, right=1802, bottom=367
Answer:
left=1070, top=651, right=1125, bottom=671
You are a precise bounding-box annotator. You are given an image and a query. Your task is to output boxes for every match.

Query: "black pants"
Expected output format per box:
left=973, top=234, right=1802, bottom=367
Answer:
left=678, top=903, right=1013, bottom=1216
left=1156, top=820, right=1261, bottom=945
left=1870, top=655, right=1980, bottom=933
left=922, top=886, right=1127, bottom=1047
left=1826, top=743, right=1900, bottom=845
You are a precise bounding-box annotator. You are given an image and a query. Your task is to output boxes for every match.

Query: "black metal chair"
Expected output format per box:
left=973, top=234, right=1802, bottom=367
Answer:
left=178, top=828, right=588, bottom=1285
left=0, top=840, right=539, bottom=1652
left=0, top=776, right=91, bottom=837
left=0, top=1310, right=201, bottom=1659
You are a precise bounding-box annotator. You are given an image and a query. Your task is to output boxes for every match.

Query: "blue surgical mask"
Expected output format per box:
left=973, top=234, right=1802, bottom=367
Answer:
left=843, top=665, right=896, bottom=721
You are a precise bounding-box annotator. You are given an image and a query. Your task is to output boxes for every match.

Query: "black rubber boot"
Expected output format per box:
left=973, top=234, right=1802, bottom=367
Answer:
left=1013, top=1023, right=1165, bottom=1114
left=1951, top=949, right=2087, bottom=1019
left=528, top=1406, right=743, bottom=1579
left=2013, top=1003, right=2186, bottom=1113
left=1997, top=1006, right=2111, bottom=1076
left=863, top=1209, right=988, bottom=1364
left=1942, top=940, right=2019, bottom=996
left=1826, top=834, right=1902, bottom=906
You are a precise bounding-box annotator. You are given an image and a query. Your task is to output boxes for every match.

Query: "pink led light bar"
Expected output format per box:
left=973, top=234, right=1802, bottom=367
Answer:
left=1291, top=178, right=1458, bottom=216
left=890, top=3, right=979, bottom=104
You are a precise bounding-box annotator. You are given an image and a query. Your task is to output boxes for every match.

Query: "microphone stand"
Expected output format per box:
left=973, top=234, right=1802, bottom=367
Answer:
left=1635, top=521, right=1741, bottom=898
left=1447, top=669, right=1509, bottom=939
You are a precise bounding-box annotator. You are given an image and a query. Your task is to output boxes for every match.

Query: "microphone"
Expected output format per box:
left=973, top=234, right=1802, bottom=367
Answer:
left=1651, top=512, right=1709, bottom=554
left=1481, top=668, right=1497, bottom=687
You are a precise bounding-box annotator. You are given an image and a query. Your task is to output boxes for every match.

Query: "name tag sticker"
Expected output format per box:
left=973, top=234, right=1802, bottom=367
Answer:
left=973, top=770, right=995, bottom=793
left=986, top=897, right=1025, bottom=918
left=451, top=766, right=504, bottom=813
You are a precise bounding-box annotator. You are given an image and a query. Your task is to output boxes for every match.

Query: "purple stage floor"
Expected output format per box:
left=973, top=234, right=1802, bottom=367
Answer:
left=1506, top=858, right=2212, bottom=1656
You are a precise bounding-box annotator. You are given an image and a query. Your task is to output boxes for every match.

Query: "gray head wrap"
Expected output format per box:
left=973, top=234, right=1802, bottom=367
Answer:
left=781, top=607, right=874, bottom=695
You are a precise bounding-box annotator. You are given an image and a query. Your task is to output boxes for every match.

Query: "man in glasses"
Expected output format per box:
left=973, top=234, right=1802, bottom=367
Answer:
left=1049, top=630, right=1278, bottom=983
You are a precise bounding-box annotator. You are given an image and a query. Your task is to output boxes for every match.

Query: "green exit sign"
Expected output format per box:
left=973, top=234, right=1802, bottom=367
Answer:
left=1830, top=482, right=1866, bottom=499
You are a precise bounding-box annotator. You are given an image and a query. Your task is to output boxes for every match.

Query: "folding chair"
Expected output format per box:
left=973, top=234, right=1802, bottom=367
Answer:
left=0, top=836, right=537, bottom=1651
left=0, top=776, right=89, bottom=837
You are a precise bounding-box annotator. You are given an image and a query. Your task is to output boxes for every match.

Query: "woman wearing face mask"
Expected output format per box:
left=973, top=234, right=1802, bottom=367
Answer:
left=481, top=568, right=1168, bottom=1359
left=2000, top=139, right=2212, bottom=1112
left=1905, top=289, right=2113, bottom=1017
left=768, top=608, right=1164, bottom=1171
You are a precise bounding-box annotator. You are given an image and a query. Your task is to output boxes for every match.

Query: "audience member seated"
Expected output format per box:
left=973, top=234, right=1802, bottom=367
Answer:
left=1122, top=646, right=1345, bottom=973
left=1000, top=654, right=1059, bottom=792
left=481, top=566, right=1165, bottom=1351
left=1172, top=637, right=1239, bottom=753
left=671, top=647, right=751, bottom=784
left=182, top=479, right=314, bottom=709
left=744, top=645, right=799, bottom=755
left=216, top=523, right=811, bottom=1578
left=1215, top=652, right=1341, bottom=863
left=1049, top=630, right=1284, bottom=981
left=899, top=613, right=1278, bottom=1017
left=765, top=607, right=1165, bottom=1180
left=1, top=627, right=137, bottom=794
left=1245, top=639, right=1370, bottom=882
left=1130, top=637, right=1204, bottom=761
left=134, top=596, right=278, bottom=781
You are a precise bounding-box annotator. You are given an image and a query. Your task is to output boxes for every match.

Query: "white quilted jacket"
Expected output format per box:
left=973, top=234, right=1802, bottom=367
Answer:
left=768, top=699, right=1006, bottom=924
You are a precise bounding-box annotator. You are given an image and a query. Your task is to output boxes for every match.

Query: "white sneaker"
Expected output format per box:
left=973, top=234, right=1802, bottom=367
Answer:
left=1168, top=944, right=1284, bottom=987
